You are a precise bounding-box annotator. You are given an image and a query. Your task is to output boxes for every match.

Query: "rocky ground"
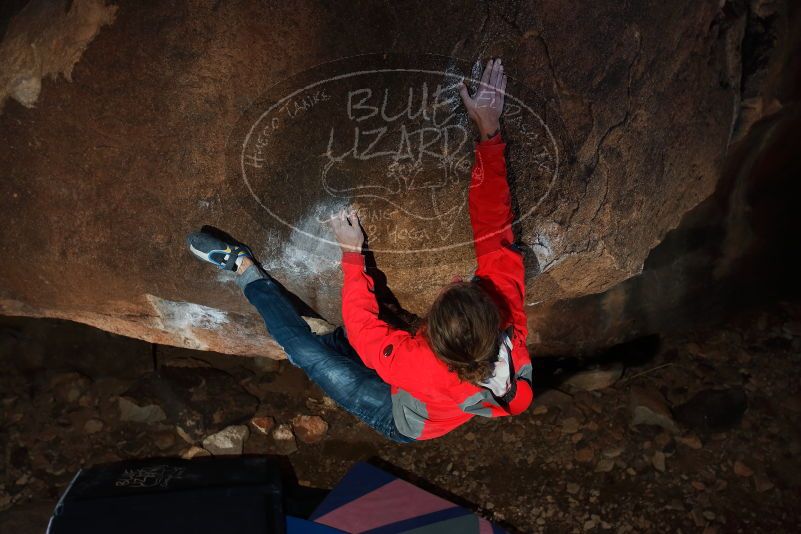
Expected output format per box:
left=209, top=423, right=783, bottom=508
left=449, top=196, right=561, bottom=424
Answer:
left=1, top=301, right=800, bottom=533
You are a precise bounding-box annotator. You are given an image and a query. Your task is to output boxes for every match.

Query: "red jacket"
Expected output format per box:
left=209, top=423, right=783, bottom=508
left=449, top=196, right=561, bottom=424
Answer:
left=340, top=134, right=533, bottom=440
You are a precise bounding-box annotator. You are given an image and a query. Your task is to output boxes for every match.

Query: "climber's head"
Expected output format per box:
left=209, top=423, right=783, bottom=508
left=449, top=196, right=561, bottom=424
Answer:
left=424, top=281, right=501, bottom=383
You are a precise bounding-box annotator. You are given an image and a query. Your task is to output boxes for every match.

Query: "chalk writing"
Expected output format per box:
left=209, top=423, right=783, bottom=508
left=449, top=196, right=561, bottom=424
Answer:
left=114, top=465, right=185, bottom=489
left=238, top=57, right=561, bottom=255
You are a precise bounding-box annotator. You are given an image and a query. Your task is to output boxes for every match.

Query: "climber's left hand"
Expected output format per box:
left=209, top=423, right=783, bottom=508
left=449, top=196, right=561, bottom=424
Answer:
left=330, top=208, right=365, bottom=253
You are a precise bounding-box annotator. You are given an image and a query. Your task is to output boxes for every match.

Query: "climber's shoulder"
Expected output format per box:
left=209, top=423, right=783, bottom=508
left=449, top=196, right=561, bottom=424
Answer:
left=389, top=334, right=456, bottom=381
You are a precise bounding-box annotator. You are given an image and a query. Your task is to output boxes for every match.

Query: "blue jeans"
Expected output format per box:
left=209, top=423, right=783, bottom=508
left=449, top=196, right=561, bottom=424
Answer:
left=239, top=267, right=414, bottom=443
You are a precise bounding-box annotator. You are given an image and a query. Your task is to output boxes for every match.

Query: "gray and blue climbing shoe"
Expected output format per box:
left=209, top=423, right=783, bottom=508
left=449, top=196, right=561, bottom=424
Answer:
left=187, top=231, right=251, bottom=271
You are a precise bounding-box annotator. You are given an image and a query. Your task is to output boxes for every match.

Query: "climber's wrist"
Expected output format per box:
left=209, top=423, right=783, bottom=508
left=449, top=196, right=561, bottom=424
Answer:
left=340, top=250, right=364, bottom=267
left=476, top=120, right=500, bottom=142
left=338, top=242, right=363, bottom=254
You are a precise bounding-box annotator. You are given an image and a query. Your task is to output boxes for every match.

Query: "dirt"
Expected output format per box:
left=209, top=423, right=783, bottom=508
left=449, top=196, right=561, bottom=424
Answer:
left=1, top=301, right=800, bottom=532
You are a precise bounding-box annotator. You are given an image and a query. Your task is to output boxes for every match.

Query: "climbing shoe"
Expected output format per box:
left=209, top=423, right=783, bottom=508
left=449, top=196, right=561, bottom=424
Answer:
left=187, top=230, right=251, bottom=271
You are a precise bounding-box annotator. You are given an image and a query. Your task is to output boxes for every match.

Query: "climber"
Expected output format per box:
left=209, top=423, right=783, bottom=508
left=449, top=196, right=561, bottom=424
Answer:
left=187, top=58, right=532, bottom=442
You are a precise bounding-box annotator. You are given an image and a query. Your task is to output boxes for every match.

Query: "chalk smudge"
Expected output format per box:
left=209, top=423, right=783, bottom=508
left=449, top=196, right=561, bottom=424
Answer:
left=146, top=294, right=229, bottom=350
left=260, top=200, right=347, bottom=278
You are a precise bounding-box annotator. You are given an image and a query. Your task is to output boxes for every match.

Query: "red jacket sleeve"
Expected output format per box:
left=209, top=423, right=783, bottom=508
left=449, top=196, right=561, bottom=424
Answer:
left=507, top=377, right=533, bottom=414
left=340, top=251, right=414, bottom=385
left=468, top=134, right=528, bottom=341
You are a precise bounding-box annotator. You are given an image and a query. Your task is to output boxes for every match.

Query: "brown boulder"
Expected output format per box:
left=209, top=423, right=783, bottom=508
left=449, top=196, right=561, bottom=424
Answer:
left=181, top=446, right=212, bottom=460
left=733, top=460, right=754, bottom=478
left=251, top=416, right=276, bottom=436
left=291, top=415, right=329, bottom=444
left=117, top=397, right=166, bottom=424
left=50, top=372, right=92, bottom=404
left=202, top=425, right=250, bottom=456
left=272, top=424, right=298, bottom=455
left=630, top=386, right=679, bottom=434
left=0, top=1, right=793, bottom=358
left=563, top=363, right=624, bottom=391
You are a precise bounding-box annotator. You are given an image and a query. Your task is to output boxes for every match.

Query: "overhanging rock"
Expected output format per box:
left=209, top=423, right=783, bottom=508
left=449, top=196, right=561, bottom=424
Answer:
left=0, top=0, right=789, bottom=358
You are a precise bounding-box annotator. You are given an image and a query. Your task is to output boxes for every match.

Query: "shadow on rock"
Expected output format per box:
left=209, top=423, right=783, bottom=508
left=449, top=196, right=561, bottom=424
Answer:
left=531, top=334, right=662, bottom=394
left=674, top=387, right=748, bottom=434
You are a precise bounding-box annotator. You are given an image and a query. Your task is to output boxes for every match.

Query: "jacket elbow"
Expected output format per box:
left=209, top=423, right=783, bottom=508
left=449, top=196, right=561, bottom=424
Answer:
left=508, top=381, right=533, bottom=415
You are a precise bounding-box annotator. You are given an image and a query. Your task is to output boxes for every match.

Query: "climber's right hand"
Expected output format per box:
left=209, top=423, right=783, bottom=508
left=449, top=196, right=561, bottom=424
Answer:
left=459, top=58, right=507, bottom=141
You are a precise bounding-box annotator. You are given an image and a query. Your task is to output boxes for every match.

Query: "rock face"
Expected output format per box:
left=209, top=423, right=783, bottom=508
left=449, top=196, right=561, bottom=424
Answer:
left=0, top=0, right=117, bottom=111
left=0, top=1, right=794, bottom=358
